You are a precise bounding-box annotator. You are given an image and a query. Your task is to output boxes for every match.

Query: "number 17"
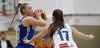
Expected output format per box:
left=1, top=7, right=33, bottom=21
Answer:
left=57, top=31, right=69, bottom=41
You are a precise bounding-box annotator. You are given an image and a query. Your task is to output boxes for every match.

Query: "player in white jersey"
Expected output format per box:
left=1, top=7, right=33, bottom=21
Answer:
left=24, top=9, right=95, bottom=48
left=52, top=23, right=78, bottom=48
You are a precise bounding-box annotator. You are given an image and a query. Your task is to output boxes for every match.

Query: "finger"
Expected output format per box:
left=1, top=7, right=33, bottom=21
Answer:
left=39, top=10, right=41, bottom=13
left=92, top=35, right=95, bottom=37
left=23, top=40, right=26, bottom=41
left=35, top=10, right=37, bottom=13
left=34, top=12, right=37, bottom=15
left=36, top=10, right=39, bottom=13
left=89, top=34, right=94, bottom=37
left=24, top=42, right=27, bottom=43
left=90, top=35, right=93, bottom=37
left=90, top=35, right=95, bottom=38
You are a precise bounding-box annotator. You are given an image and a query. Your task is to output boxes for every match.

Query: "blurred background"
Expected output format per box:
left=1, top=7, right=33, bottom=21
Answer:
left=0, top=0, right=100, bottom=48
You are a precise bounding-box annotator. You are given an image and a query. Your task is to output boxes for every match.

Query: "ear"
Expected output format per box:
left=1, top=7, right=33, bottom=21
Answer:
left=53, top=16, right=55, bottom=20
left=52, top=16, right=55, bottom=22
left=22, top=9, right=25, bottom=14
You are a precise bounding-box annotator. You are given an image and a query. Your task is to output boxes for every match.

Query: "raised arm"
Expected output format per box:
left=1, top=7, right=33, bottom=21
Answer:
left=22, top=17, right=46, bottom=27
left=71, top=26, right=95, bottom=41
left=24, top=26, right=49, bottom=43
left=22, top=10, right=46, bottom=27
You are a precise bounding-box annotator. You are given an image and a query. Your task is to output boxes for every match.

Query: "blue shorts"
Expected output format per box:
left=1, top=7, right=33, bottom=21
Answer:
left=16, top=44, right=34, bottom=48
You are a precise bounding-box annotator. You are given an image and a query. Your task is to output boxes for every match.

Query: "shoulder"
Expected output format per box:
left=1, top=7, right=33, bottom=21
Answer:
left=21, top=17, right=35, bottom=26
left=70, top=26, right=77, bottom=32
left=64, top=23, right=71, bottom=28
left=22, top=17, right=34, bottom=21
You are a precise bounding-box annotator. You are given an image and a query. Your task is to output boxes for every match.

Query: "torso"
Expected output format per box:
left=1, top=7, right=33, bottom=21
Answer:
left=17, top=17, right=35, bottom=46
left=52, top=23, right=78, bottom=48
left=1, top=40, right=7, bottom=48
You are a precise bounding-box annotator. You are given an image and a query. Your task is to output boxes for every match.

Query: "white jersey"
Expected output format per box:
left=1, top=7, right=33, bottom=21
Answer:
left=52, top=23, right=78, bottom=48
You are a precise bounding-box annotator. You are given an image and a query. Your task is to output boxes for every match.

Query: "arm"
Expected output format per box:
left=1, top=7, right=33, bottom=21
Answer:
left=71, top=27, right=95, bottom=41
left=22, top=10, right=46, bottom=27
left=24, top=26, right=49, bottom=43
left=34, top=26, right=37, bottom=31
left=22, top=17, right=46, bottom=27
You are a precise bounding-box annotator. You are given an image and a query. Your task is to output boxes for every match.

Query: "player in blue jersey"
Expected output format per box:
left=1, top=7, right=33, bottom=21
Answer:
left=24, top=9, right=95, bottom=48
left=12, top=3, right=46, bottom=48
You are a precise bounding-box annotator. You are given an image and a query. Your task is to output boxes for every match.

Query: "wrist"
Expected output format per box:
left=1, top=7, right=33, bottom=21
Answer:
left=29, top=40, right=33, bottom=43
left=86, top=35, right=89, bottom=41
left=38, top=16, right=42, bottom=19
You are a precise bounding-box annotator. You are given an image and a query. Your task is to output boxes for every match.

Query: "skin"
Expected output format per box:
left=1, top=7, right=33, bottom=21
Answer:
left=1, top=34, right=6, bottom=41
left=24, top=15, right=95, bottom=44
left=21, top=5, right=46, bottom=27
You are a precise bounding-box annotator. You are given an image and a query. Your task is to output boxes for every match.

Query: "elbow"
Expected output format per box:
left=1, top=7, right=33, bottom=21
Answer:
left=42, top=23, right=46, bottom=27
left=40, top=23, right=46, bottom=27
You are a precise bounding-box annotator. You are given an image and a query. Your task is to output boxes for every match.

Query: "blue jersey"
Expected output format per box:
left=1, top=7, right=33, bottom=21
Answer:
left=17, top=17, right=35, bottom=46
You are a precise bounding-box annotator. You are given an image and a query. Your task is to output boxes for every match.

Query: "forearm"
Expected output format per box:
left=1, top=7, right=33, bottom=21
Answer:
left=29, top=33, right=46, bottom=43
left=74, top=32, right=89, bottom=40
left=28, top=35, right=40, bottom=43
left=28, top=27, right=48, bottom=43
left=71, top=27, right=91, bottom=41
left=37, top=17, right=45, bottom=26
left=34, top=26, right=37, bottom=30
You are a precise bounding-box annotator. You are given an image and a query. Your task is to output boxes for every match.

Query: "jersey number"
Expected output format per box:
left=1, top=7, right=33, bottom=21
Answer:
left=57, top=31, right=69, bottom=41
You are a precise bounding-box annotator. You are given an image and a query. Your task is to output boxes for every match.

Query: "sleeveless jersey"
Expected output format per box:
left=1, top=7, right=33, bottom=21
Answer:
left=52, top=23, right=78, bottom=48
left=17, top=17, right=35, bottom=46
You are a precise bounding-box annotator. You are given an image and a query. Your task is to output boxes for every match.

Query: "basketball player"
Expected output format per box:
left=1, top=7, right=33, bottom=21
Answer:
left=13, top=3, right=46, bottom=48
left=24, top=9, right=95, bottom=48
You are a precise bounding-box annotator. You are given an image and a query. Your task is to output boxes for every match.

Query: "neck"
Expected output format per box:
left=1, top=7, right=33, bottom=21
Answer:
left=2, top=39, right=5, bottom=41
left=23, top=14, right=28, bottom=17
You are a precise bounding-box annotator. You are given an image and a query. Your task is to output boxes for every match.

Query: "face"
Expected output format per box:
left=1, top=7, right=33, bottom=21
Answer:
left=1, top=34, right=6, bottom=40
left=24, top=5, right=33, bottom=16
left=52, top=16, right=55, bottom=23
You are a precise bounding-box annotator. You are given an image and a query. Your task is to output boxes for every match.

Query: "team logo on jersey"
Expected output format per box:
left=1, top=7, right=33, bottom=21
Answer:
left=59, top=43, right=73, bottom=48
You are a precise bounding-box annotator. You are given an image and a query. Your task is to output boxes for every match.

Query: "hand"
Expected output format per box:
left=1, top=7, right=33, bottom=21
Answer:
left=87, top=34, right=95, bottom=41
left=23, top=39, right=31, bottom=44
left=34, top=10, right=42, bottom=18
left=33, top=16, right=38, bottom=19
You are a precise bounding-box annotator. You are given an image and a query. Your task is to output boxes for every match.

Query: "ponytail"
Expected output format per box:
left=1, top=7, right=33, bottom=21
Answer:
left=11, top=3, right=22, bottom=27
left=48, top=9, right=64, bottom=38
